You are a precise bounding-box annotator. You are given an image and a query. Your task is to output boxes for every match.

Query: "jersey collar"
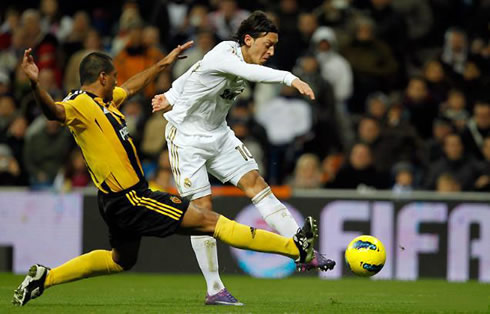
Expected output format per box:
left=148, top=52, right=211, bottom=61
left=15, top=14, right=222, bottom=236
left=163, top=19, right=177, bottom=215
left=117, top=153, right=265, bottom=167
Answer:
left=235, top=42, right=245, bottom=62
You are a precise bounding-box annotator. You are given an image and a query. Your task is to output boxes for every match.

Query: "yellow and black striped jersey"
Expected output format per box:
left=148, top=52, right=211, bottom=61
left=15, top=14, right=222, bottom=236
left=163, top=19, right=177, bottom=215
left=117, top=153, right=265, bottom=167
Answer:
left=56, top=87, right=144, bottom=193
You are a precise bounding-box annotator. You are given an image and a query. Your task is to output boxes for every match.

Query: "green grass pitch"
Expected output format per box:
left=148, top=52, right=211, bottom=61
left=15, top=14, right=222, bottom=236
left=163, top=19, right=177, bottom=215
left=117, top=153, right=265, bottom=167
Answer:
left=1, top=273, right=489, bottom=313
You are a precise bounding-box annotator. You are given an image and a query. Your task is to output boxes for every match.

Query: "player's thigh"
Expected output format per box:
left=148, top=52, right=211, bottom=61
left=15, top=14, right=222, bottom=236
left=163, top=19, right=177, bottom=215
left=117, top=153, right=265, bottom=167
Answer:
left=207, top=129, right=259, bottom=186
left=166, top=124, right=212, bottom=198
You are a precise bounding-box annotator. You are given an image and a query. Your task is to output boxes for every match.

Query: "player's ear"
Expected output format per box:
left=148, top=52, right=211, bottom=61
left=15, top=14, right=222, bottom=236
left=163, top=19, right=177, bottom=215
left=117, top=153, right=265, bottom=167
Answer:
left=243, top=34, right=254, bottom=47
left=99, top=72, right=107, bottom=86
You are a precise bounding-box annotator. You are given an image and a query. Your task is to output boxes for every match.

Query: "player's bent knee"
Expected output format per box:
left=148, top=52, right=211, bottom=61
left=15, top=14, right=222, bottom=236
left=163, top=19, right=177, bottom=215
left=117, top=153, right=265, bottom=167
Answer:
left=113, top=257, right=137, bottom=271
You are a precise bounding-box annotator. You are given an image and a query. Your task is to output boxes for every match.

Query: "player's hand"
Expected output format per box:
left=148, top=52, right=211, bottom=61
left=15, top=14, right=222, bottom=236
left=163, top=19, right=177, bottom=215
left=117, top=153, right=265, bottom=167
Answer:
left=292, top=78, right=315, bottom=100
left=161, top=41, right=194, bottom=66
left=21, top=48, right=40, bottom=84
left=151, top=93, right=172, bottom=113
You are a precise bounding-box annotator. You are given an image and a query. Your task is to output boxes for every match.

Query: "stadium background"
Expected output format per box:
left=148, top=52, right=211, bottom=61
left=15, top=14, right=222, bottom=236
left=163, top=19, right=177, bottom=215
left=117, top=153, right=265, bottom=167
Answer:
left=0, top=0, right=489, bottom=283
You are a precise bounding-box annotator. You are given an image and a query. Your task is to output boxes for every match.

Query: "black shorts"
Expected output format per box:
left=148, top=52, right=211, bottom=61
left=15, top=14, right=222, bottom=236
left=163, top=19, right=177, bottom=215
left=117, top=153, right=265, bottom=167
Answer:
left=97, top=180, right=189, bottom=247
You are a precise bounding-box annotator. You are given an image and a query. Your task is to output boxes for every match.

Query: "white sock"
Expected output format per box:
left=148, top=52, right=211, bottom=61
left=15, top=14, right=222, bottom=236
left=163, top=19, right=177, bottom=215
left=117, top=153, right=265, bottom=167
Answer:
left=190, top=235, right=225, bottom=295
left=252, top=187, right=300, bottom=237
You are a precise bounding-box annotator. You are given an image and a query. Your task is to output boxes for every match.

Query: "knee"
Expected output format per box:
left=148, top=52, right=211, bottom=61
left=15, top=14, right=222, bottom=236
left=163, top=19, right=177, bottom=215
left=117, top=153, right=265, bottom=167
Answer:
left=189, top=203, right=219, bottom=233
left=112, top=255, right=137, bottom=271
left=191, top=198, right=213, bottom=212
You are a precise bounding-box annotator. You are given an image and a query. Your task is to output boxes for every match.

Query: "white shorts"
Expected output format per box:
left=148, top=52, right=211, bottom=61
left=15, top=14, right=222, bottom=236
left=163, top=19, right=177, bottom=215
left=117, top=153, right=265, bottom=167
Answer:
left=165, top=123, right=259, bottom=200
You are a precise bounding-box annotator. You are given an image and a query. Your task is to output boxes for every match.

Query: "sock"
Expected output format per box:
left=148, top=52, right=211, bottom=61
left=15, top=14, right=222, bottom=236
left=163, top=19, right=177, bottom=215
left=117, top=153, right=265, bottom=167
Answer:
left=191, top=236, right=225, bottom=295
left=44, top=250, right=123, bottom=288
left=214, top=215, right=299, bottom=259
left=252, top=187, right=299, bottom=237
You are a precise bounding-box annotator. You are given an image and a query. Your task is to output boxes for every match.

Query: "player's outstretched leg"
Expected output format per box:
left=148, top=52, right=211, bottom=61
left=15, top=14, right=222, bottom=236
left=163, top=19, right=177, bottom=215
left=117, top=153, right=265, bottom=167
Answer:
left=12, top=264, right=50, bottom=306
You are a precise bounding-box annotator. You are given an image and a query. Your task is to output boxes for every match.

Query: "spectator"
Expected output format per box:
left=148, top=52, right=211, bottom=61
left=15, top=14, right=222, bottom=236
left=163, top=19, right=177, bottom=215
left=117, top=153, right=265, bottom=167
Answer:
left=229, top=102, right=266, bottom=174
left=113, top=20, right=164, bottom=99
left=342, top=16, right=398, bottom=113
left=313, top=0, right=356, bottom=45
left=440, top=89, right=469, bottom=131
left=320, top=152, right=344, bottom=186
left=297, top=12, right=318, bottom=53
left=0, top=71, right=11, bottom=96
left=54, top=148, right=91, bottom=191
left=274, top=0, right=302, bottom=71
left=425, top=117, right=455, bottom=163
left=111, top=3, right=144, bottom=56
left=474, top=137, right=490, bottom=192
left=326, top=142, right=391, bottom=190
left=365, top=92, right=390, bottom=122
left=173, top=29, right=216, bottom=78
left=0, top=144, right=21, bottom=185
left=312, top=26, right=353, bottom=106
left=208, top=0, right=249, bottom=41
left=21, top=9, right=62, bottom=87
left=0, top=7, right=20, bottom=50
left=311, top=26, right=353, bottom=148
left=142, top=25, right=164, bottom=53
left=293, top=54, right=341, bottom=155
left=439, top=28, right=467, bottom=79
left=64, top=29, right=103, bottom=91
left=355, top=115, right=414, bottom=173
left=140, top=71, right=173, bottom=160
left=61, top=11, right=91, bottom=63
left=460, top=61, right=487, bottom=109
left=391, top=162, right=414, bottom=194
left=38, top=68, right=63, bottom=101
left=120, top=95, right=146, bottom=149
left=290, top=153, right=323, bottom=189
left=256, top=86, right=312, bottom=184
left=1, top=115, right=28, bottom=184
left=391, top=0, right=432, bottom=47
left=360, top=0, right=407, bottom=73
left=23, top=117, right=72, bottom=187
left=424, top=133, right=481, bottom=191
left=39, top=0, right=72, bottom=41
left=0, top=95, right=16, bottom=133
left=436, top=173, right=461, bottom=193
left=423, top=59, right=451, bottom=105
left=0, top=23, right=25, bottom=74
left=402, top=76, right=438, bottom=139
left=461, top=102, right=490, bottom=160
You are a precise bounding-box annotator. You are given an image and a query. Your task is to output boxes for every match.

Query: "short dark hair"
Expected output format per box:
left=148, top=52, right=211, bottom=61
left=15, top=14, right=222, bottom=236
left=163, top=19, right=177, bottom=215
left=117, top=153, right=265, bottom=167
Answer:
left=79, top=52, right=114, bottom=85
left=233, top=11, right=278, bottom=46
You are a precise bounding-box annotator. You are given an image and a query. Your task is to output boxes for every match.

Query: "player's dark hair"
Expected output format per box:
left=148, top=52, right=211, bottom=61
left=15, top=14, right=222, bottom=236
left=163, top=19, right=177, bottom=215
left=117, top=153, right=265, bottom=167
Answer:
left=233, top=11, right=278, bottom=46
left=79, top=52, right=114, bottom=85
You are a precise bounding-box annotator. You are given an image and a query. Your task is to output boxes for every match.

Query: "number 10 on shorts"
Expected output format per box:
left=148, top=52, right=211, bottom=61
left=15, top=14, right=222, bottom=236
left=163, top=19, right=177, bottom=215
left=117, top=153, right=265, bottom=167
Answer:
left=235, top=144, right=253, bottom=161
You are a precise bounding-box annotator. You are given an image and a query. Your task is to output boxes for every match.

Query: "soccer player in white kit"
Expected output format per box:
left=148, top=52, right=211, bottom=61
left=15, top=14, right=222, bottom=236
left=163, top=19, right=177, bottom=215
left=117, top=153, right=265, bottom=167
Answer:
left=152, top=11, right=335, bottom=305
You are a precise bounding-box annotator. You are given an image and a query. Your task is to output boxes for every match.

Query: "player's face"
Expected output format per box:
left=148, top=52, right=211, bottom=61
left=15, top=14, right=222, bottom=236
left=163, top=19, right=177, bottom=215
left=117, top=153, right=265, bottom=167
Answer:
left=247, top=32, right=278, bottom=65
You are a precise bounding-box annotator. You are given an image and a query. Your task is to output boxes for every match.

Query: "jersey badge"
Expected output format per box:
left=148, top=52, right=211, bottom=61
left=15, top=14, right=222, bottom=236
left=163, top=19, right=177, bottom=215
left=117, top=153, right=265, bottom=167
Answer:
left=169, top=196, right=182, bottom=204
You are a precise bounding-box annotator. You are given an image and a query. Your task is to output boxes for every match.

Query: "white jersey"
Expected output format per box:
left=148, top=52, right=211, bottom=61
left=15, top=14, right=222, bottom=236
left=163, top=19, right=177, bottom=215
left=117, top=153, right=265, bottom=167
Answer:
left=164, top=41, right=297, bottom=134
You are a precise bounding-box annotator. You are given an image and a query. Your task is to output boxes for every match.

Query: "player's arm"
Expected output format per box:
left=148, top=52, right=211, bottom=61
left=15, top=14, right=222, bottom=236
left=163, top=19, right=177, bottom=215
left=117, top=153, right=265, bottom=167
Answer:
left=22, top=49, right=66, bottom=122
left=215, top=55, right=315, bottom=100
left=121, top=41, right=193, bottom=99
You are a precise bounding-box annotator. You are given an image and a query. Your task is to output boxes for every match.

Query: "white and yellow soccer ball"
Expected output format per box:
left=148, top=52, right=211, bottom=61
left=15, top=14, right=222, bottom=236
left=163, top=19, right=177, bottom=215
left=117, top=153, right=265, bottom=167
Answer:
left=345, top=235, right=386, bottom=277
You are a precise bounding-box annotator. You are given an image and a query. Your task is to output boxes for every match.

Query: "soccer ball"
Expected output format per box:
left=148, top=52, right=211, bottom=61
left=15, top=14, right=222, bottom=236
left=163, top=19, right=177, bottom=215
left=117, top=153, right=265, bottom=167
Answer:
left=345, top=235, right=386, bottom=277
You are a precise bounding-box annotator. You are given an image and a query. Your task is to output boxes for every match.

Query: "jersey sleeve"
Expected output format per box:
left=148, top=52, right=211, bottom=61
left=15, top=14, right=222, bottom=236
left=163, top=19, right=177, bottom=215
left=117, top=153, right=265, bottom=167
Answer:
left=112, top=87, right=128, bottom=108
left=56, top=99, right=88, bottom=128
left=211, top=53, right=297, bottom=86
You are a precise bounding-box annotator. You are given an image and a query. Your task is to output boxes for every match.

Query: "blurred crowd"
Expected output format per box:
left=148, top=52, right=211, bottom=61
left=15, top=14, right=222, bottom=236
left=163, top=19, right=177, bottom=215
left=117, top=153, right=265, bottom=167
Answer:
left=0, top=0, right=488, bottom=193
